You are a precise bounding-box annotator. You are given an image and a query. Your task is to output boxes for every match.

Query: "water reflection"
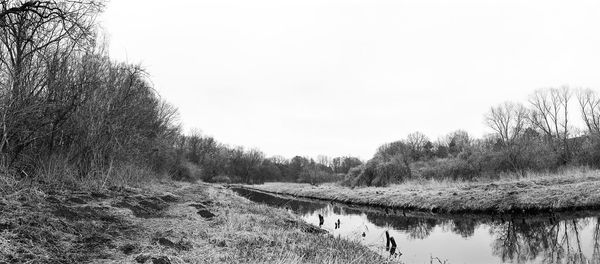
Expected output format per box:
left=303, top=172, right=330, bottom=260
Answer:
left=232, top=188, right=600, bottom=264
left=490, top=217, right=600, bottom=264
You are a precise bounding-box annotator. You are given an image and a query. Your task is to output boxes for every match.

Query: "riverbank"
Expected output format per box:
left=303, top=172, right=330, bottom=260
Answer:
left=0, top=181, right=390, bottom=263
left=240, top=169, right=600, bottom=214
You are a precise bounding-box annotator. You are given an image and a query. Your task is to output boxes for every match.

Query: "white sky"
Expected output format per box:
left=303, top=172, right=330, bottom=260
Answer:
left=100, top=0, right=600, bottom=159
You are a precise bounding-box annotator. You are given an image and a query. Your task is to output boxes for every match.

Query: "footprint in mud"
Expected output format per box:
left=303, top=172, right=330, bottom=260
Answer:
left=151, top=256, right=171, bottom=264
left=119, top=243, right=138, bottom=255
left=159, top=194, right=179, bottom=203
left=135, top=254, right=173, bottom=264
left=112, top=196, right=171, bottom=218
left=52, top=205, right=119, bottom=222
left=188, top=203, right=215, bottom=219
left=66, top=196, right=88, bottom=204
left=155, top=237, right=193, bottom=251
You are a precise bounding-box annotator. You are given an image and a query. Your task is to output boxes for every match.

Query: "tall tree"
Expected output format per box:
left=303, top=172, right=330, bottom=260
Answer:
left=485, top=102, right=528, bottom=145
left=577, top=88, right=600, bottom=136
left=528, top=87, right=572, bottom=161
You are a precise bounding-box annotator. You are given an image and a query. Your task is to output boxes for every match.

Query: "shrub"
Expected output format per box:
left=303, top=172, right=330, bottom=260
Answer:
left=211, top=175, right=232, bottom=184
left=418, top=158, right=480, bottom=181
left=344, top=156, right=410, bottom=187
left=171, top=162, right=202, bottom=182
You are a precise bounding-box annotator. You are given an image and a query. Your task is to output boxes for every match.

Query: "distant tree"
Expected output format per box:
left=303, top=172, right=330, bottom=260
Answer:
left=446, top=130, right=471, bottom=156
left=577, top=88, right=600, bottom=136
left=406, top=131, right=430, bottom=160
left=289, top=156, right=309, bottom=182
left=423, top=140, right=434, bottom=159
left=485, top=102, right=528, bottom=145
left=332, top=157, right=342, bottom=173
left=316, top=155, right=331, bottom=167
left=340, top=157, right=362, bottom=173
left=258, top=159, right=282, bottom=182
left=374, top=140, right=412, bottom=178
left=528, top=87, right=572, bottom=162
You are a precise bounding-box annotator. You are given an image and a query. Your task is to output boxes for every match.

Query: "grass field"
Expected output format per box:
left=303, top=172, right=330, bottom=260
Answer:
left=242, top=168, right=600, bottom=214
left=0, top=180, right=391, bottom=264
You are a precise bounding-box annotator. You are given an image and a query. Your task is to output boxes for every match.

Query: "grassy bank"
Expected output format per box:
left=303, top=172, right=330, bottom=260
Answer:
left=241, top=169, right=600, bottom=214
left=0, top=179, right=390, bottom=264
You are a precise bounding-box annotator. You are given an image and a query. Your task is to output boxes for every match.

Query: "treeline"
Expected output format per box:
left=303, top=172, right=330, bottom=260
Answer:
left=177, top=131, right=362, bottom=184
left=0, top=1, right=181, bottom=187
left=5, top=2, right=600, bottom=189
left=347, top=86, right=600, bottom=186
left=0, top=0, right=360, bottom=188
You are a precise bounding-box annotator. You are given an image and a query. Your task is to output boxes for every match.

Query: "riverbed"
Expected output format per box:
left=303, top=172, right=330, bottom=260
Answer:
left=232, top=187, right=600, bottom=264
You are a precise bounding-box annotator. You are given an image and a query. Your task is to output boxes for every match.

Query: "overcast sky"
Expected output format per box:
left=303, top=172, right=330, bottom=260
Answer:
left=100, top=0, right=600, bottom=159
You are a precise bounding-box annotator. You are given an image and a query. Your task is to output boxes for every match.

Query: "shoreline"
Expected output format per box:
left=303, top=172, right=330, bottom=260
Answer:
left=0, top=181, right=390, bottom=263
left=237, top=172, right=600, bottom=215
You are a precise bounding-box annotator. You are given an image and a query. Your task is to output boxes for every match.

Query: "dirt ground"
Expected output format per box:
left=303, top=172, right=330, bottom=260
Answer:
left=0, top=181, right=389, bottom=264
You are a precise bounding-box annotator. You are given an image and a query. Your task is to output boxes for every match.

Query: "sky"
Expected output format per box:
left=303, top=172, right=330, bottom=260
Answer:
left=100, top=0, right=600, bottom=160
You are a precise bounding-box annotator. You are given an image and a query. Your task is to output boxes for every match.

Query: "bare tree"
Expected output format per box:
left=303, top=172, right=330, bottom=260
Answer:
left=577, top=88, right=600, bottom=136
left=527, top=87, right=572, bottom=159
left=485, top=102, right=528, bottom=144
left=446, top=130, right=471, bottom=156
left=0, top=0, right=103, bottom=164
left=316, top=155, right=331, bottom=167
left=406, top=131, right=429, bottom=152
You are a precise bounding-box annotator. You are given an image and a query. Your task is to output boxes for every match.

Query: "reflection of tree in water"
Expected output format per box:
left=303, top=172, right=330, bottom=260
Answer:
left=449, top=218, right=478, bottom=238
left=363, top=211, right=487, bottom=239
left=362, top=212, right=445, bottom=239
left=593, top=220, right=600, bottom=263
left=490, top=217, right=600, bottom=264
left=237, top=189, right=600, bottom=264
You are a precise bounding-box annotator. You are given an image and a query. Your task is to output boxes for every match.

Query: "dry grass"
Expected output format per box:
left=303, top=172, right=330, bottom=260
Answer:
left=116, top=182, right=393, bottom=264
left=0, top=179, right=391, bottom=263
left=243, top=168, right=600, bottom=214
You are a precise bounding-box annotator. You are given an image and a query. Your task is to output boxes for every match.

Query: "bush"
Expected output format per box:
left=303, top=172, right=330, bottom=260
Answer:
left=573, top=136, right=600, bottom=168
left=210, top=175, right=232, bottom=184
left=344, top=156, right=410, bottom=187
left=171, top=162, right=202, bottom=182
left=418, top=158, right=480, bottom=181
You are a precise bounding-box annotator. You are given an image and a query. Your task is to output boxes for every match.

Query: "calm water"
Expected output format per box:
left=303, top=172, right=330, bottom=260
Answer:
left=232, top=187, right=600, bottom=264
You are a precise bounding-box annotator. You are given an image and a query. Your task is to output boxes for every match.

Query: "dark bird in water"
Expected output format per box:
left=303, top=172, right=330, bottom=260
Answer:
left=318, top=214, right=324, bottom=227
left=337, top=219, right=340, bottom=228
left=362, top=232, right=366, bottom=237
left=335, top=219, right=340, bottom=229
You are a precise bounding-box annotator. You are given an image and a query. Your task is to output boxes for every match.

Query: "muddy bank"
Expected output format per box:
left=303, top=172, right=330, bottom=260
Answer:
left=0, top=185, right=183, bottom=263
left=236, top=174, right=600, bottom=215
left=1, top=182, right=390, bottom=264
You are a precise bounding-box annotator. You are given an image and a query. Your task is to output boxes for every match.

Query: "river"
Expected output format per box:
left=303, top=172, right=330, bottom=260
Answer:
left=232, top=187, right=600, bottom=264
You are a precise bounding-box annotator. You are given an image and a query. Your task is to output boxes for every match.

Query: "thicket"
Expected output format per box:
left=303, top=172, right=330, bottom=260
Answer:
left=345, top=87, right=600, bottom=187
left=0, top=1, right=182, bottom=191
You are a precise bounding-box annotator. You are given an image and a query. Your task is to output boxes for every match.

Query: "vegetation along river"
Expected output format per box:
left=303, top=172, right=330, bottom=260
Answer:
left=232, top=187, right=600, bottom=264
